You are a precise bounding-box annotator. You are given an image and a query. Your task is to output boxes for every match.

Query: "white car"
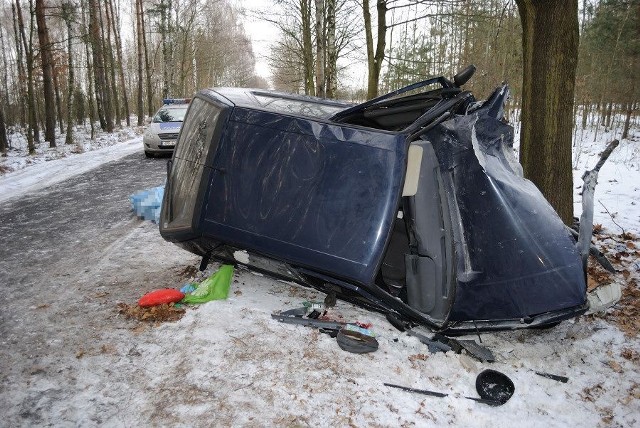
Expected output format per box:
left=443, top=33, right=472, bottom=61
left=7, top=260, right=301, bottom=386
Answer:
left=143, top=99, right=190, bottom=157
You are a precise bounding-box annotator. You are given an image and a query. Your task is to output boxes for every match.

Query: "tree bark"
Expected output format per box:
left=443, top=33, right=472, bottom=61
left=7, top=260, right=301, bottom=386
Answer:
left=52, top=64, right=64, bottom=135
left=135, top=0, right=144, bottom=125
left=62, top=2, right=74, bottom=145
left=11, top=3, right=27, bottom=127
left=103, top=0, right=121, bottom=127
left=363, top=0, right=386, bottom=99
left=301, top=0, right=315, bottom=96
left=88, top=0, right=114, bottom=132
left=139, top=0, right=153, bottom=117
left=516, top=0, right=579, bottom=225
left=160, top=0, right=172, bottom=98
left=108, top=0, right=130, bottom=126
left=15, top=0, right=38, bottom=153
left=325, top=0, right=337, bottom=98
left=81, top=3, right=96, bottom=139
left=314, top=0, right=325, bottom=97
left=0, top=91, right=7, bottom=154
left=35, top=0, right=56, bottom=146
left=622, top=102, right=633, bottom=140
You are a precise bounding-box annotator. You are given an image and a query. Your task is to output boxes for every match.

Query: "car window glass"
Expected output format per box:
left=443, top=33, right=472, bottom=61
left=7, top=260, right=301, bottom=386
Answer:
left=153, top=106, right=188, bottom=123
left=174, top=98, right=222, bottom=165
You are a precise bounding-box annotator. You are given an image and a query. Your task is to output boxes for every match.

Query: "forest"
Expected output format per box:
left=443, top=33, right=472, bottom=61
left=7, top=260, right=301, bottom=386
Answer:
left=0, top=0, right=637, bottom=155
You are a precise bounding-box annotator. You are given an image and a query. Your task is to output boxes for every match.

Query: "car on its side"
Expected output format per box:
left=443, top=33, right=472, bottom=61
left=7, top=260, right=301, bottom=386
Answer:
left=143, top=98, right=190, bottom=157
left=159, top=66, right=589, bottom=334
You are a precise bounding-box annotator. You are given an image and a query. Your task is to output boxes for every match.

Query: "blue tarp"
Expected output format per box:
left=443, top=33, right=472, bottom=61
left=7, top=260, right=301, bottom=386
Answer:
left=130, top=186, right=164, bottom=223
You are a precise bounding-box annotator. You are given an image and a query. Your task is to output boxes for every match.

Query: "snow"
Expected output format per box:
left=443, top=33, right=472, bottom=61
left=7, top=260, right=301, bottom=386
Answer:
left=0, top=126, right=143, bottom=204
left=1, top=119, right=639, bottom=426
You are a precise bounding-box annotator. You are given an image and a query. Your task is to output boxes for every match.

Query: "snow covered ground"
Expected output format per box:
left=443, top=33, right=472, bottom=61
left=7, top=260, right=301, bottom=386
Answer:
left=0, top=119, right=639, bottom=427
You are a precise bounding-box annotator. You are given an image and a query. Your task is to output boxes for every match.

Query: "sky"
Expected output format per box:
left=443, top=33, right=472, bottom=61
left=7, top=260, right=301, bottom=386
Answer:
left=236, top=0, right=281, bottom=81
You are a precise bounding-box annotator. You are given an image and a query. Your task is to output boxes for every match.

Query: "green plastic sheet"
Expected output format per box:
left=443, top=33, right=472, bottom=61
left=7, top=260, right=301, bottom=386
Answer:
left=182, top=265, right=234, bottom=304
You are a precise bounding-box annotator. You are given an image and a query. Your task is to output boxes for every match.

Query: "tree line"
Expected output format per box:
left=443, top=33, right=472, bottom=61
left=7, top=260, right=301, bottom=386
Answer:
left=0, top=0, right=262, bottom=154
left=265, top=0, right=637, bottom=134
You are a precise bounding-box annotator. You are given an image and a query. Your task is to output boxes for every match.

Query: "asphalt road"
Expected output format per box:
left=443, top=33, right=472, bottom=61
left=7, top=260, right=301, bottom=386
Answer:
left=0, top=152, right=197, bottom=425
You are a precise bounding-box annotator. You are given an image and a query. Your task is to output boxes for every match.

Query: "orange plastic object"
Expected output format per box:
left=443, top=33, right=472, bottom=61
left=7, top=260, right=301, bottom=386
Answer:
left=138, top=289, right=185, bottom=307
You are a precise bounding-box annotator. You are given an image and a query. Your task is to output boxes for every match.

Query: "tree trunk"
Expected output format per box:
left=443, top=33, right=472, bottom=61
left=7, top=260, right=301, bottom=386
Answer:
left=103, top=0, right=120, bottom=127
left=135, top=0, right=144, bottom=125
left=325, top=0, right=337, bottom=98
left=62, top=2, right=74, bottom=145
left=363, top=0, right=386, bottom=99
left=109, top=0, right=130, bottom=126
left=81, top=3, right=96, bottom=138
left=11, top=3, right=27, bottom=127
left=139, top=0, right=153, bottom=117
left=160, top=0, right=171, bottom=98
left=604, top=101, right=613, bottom=129
left=301, top=0, right=315, bottom=96
left=35, top=0, right=56, bottom=146
left=622, top=102, right=633, bottom=139
left=516, top=0, right=579, bottom=225
left=314, top=0, right=325, bottom=98
left=0, top=91, right=7, bottom=154
left=52, top=66, right=64, bottom=135
left=15, top=0, right=38, bottom=153
left=88, top=0, right=113, bottom=132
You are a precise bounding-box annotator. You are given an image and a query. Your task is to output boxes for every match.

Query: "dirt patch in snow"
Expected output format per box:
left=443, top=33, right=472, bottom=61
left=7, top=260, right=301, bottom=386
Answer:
left=117, top=302, right=186, bottom=323
left=589, top=231, right=640, bottom=337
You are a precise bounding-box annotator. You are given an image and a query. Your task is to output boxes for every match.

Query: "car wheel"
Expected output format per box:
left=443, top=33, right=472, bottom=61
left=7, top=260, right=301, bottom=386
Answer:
left=145, top=151, right=154, bottom=158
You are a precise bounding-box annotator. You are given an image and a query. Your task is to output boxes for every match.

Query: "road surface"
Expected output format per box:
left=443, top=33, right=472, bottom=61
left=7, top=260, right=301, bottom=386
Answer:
left=0, top=152, right=197, bottom=425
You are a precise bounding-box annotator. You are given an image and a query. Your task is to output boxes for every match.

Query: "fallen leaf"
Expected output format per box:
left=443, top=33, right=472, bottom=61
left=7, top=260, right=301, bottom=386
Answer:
left=608, top=360, right=623, bottom=373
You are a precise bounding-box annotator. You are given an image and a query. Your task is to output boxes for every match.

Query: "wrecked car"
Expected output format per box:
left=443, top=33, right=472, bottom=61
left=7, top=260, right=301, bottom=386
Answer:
left=159, top=66, right=588, bottom=333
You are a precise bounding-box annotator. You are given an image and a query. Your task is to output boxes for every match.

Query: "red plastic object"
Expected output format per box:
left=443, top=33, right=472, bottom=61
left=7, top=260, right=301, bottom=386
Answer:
left=138, top=289, right=185, bottom=307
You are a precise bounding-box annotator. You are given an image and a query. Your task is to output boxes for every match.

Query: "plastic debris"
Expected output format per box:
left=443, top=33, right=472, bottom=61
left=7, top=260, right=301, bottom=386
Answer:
left=535, top=371, right=569, bottom=383
left=182, top=265, right=234, bottom=304
left=180, top=283, right=197, bottom=294
left=384, top=383, right=448, bottom=398
left=337, top=327, right=379, bottom=354
left=130, top=186, right=164, bottom=223
left=138, top=289, right=185, bottom=307
left=471, top=369, right=515, bottom=406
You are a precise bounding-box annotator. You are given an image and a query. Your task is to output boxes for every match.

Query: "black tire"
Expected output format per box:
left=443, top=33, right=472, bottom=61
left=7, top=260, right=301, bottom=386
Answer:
left=336, top=328, right=379, bottom=354
left=144, top=151, right=154, bottom=158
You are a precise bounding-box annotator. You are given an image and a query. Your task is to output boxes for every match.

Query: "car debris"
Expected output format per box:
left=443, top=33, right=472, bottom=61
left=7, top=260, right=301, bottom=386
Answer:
left=407, top=329, right=495, bottom=362
left=271, top=310, right=346, bottom=336
left=383, top=383, right=448, bottom=398
left=406, top=330, right=452, bottom=353
left=471, top=369, right=514, bottom=406
left=271, top=307, right=379, bottom=353
left=385, top=369, right=514, bottom=406
left=336, top=325, right=379, bottom=354
left=160, top=65, right=591, bottom=333
left=534, top=371, right=569, bottom=383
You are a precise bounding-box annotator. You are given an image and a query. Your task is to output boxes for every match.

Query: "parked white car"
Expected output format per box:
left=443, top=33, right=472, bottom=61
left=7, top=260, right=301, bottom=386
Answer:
left=143, top=99, right=190, bottom=157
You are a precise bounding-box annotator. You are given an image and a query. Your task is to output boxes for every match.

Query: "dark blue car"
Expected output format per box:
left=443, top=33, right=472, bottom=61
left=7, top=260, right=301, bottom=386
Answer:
left=160, top=67, right=587, bottom=333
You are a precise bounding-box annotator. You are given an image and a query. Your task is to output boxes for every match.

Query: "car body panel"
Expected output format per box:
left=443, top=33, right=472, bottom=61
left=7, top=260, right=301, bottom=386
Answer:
left=421, top=103, right=586, bottom=323
left=201, top=106, right=407, bottom=285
